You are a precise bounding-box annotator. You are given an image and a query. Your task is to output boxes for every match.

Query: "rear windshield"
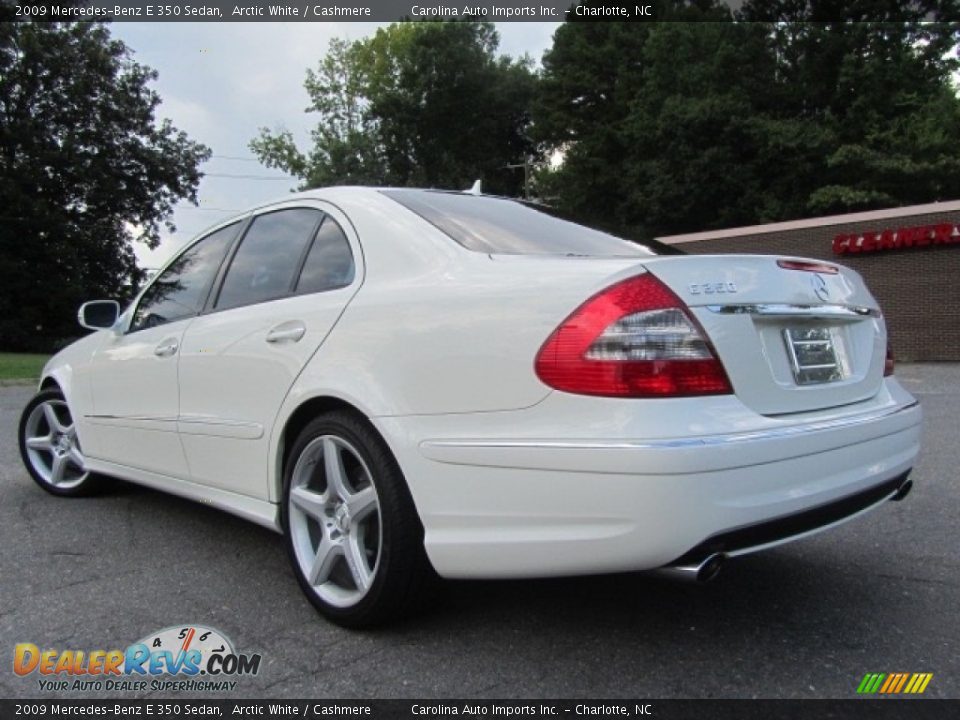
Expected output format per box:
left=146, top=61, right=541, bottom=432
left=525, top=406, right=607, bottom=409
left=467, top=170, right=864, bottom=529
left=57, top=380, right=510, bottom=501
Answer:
left=381, top=190, right=680, bottom=257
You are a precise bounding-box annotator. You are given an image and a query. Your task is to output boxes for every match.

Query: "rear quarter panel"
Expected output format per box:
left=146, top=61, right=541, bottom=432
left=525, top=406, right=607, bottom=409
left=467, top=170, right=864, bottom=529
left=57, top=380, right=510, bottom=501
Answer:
left=270, top=191, right=646, bottom=501
left=279, top=191, right=641, bottom=417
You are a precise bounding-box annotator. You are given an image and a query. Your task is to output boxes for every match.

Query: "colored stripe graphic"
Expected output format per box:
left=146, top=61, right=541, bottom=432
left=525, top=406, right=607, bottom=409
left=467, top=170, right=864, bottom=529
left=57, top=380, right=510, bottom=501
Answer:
left=893, top=673, right=909, bottom=693
left=857, top=673, right=885, bottom=694
left=910, top=673, right=934, bottom=694
left=879, top=674, right=897, bottom=693
left=857, top=672, right=933, bottom=694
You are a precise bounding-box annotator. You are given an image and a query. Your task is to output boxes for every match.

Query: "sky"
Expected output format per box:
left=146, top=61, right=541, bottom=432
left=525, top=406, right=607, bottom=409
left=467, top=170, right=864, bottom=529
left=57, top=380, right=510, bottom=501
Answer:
left=110, top=22, right=561, bottom=270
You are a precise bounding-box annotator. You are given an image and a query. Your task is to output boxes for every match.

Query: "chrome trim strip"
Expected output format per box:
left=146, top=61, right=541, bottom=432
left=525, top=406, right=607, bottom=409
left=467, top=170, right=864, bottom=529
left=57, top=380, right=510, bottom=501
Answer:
left=86, top=414, right=263, bottom=440
left=85, top=414, right=177, bottom=421
left=706, top=303, right=879, bottom=318
left=178, top=415, right=264, bottom=440
left=421, top=401, right=919, bottom=452
left=83, top=415, right=179, bottom=433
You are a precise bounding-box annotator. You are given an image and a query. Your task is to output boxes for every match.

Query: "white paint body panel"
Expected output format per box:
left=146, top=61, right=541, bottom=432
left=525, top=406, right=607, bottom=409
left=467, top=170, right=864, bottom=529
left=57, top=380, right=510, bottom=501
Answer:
left=177, top=200, right=362, bottom=499
left=84, top=321, right=190, bottom=477
left=390, top=380, right=919, bottom=577
left=643, top=255, right=885, bottom=414
left=38, top=187, right=922, bottom=579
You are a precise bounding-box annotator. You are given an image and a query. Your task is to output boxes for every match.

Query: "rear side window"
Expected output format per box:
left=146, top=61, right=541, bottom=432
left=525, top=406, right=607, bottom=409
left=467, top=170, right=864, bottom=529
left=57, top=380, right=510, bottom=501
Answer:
left=216, top=208, right=322, bottom=311
left=296, top=217, right=355, bottom=294
left=381, top=190, right=674, bottom=257
left=130, top=222, right=239, bottom=332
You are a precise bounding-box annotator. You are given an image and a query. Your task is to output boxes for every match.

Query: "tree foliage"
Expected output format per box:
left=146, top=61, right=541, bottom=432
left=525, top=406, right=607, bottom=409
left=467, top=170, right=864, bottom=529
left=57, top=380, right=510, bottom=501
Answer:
left=0, top=17, right=210, bottom=351
left=251, top=21, right=538, bottom=196
left=535, top=0, right=960, bottom=237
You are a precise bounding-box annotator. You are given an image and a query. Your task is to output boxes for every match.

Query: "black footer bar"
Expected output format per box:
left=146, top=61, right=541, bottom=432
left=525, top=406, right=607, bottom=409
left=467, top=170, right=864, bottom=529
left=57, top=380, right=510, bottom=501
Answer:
left=2, top=699, right=956, bottom=720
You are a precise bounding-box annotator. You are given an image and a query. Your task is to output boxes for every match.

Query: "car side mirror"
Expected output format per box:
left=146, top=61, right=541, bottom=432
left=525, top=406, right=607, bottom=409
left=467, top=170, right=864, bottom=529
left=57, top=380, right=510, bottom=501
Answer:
left=77, top=300, right=120, bottom=331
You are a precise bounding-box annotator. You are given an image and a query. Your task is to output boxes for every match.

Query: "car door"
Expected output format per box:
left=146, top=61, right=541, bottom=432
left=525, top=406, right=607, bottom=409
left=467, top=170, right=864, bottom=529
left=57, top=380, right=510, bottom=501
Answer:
left=177, top=201, right=362, bottom=499
left=82, top=221, right=241, bottom=477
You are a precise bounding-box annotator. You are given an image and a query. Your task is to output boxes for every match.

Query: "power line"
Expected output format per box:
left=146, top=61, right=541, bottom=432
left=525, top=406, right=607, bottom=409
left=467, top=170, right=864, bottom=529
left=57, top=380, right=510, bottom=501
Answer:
left=173, top=206, right=244, bottom=212
left=203, top=172, right=295, bottom=180
left=160, top=226, right=212, bottom=236
left=210, top=154, right=261, bottom=163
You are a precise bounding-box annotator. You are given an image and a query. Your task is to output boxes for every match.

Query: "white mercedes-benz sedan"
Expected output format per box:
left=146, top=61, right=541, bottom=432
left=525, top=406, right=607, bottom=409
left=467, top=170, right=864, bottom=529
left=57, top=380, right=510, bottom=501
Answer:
left=19, top=187, right=922, bottom=626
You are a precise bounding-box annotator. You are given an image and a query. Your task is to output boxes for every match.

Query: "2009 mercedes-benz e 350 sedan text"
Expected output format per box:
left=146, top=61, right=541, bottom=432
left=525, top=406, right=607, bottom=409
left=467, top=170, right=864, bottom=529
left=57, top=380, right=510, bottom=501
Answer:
left=19, top=188, right=922, bottom=626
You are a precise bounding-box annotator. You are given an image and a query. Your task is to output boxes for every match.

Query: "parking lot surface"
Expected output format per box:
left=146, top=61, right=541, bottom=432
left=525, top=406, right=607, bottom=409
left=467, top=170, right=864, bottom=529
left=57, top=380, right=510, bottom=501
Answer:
left=1, top=365, right=957, bottom=699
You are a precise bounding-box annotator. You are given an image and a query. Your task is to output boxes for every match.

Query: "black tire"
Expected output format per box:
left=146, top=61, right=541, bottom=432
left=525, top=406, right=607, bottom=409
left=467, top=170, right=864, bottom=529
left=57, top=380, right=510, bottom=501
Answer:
left=281, top=411, right=436, bottom=628
left=18, top=389, right=105, bottom=497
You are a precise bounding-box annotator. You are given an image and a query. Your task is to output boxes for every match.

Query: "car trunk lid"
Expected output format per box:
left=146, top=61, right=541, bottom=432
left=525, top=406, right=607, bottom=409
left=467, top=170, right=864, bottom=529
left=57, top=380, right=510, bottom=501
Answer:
left=641, top=254, right=886, bottom=415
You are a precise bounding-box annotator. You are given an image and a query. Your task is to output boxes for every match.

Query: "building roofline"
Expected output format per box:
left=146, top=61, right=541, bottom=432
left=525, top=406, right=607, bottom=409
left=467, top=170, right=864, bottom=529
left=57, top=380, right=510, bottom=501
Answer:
left=656, top=199, right=960, bottom=245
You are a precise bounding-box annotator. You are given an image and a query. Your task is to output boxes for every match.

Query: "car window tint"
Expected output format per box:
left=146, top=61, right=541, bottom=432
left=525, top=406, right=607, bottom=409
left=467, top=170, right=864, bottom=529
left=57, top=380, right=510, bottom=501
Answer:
left=216, top=208, right=321, bottom=310
left=130, top=222, right=239, bottom=332
left=295, top=217, right=355, bottom=294
left=381, top=190, right=672, bottom=256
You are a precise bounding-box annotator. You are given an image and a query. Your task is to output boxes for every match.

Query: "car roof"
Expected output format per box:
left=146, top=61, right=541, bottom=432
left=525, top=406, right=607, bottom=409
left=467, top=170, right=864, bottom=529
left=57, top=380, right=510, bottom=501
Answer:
left=248, top=186, right=519, bottom=212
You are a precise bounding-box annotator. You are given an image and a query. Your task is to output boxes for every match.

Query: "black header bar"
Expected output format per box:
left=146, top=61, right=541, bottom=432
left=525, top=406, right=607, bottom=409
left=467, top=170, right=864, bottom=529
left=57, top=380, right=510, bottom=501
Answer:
left=7, top=1, right=960, bottom=23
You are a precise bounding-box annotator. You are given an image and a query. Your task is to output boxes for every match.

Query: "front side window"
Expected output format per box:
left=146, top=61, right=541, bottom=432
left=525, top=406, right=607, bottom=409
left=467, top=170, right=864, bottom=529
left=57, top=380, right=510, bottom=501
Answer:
left=215, top=208, right=322, bottom=311
left=130, top=222, right=239, bottom=332
left=295, top=217, right=355, bottom=294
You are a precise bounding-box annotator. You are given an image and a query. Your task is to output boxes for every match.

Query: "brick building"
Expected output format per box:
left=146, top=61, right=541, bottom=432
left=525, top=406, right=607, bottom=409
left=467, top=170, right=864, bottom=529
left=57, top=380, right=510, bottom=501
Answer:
left=657, top=200, right=960, bottom=362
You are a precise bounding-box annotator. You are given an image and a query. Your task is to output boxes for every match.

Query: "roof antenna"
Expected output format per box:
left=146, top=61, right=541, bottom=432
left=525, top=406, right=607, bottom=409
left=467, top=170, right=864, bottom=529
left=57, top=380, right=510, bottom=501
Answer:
left=465, top=179, right=482, bottom=195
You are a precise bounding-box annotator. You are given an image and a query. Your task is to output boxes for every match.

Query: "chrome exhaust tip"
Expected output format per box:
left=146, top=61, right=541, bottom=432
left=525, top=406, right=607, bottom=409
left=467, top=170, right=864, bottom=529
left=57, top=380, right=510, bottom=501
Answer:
left=654, top=552, right=727, bottom=584
left=891, top=478, right=913, bottom=502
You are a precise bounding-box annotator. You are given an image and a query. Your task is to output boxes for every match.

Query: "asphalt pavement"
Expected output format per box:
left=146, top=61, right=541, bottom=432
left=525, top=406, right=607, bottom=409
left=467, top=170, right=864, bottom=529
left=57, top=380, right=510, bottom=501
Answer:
left=1, top=365, right=957, bottom=699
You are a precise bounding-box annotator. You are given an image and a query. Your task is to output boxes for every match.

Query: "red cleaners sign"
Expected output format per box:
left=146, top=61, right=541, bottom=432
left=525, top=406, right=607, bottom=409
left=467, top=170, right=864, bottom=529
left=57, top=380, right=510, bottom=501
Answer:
left=833, top=223, right=960, bottom=255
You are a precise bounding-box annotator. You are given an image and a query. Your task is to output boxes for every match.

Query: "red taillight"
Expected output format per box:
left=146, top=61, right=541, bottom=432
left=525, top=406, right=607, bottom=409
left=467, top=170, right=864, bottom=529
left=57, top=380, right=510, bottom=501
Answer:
left=777, top=259, right=839, bottom=274
left=534, top=273, right=733, bottom=397
left=884, top=341, right=895, bottom=376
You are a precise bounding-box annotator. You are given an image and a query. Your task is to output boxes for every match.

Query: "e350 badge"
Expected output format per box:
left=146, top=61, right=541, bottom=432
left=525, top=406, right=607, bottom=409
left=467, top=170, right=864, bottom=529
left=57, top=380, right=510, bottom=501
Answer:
left=14, top=625, right=262, bottom=693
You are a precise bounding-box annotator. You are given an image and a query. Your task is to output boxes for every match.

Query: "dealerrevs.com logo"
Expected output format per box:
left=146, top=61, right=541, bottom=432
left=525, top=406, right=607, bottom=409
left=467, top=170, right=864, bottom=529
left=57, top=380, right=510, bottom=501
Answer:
left=14, top=625, right=261, bottom=693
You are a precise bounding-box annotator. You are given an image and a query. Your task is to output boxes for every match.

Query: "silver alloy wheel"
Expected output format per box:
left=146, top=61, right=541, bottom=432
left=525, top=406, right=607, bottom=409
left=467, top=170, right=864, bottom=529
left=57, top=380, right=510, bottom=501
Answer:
left=23, top=399, right=88, bottom=490
left=288, top=435, right=382, bottom=608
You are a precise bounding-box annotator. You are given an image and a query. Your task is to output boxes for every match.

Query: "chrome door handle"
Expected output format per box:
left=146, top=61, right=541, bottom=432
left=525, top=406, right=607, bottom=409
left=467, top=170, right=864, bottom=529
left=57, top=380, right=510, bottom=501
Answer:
left=266, top=321, right=306, bottom=344
left=154, top=339, right=179, bottom=357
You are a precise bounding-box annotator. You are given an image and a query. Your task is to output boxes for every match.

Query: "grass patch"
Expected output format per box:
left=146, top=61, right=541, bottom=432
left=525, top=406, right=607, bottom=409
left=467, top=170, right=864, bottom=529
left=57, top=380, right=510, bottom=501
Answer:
left=0, top=353, right=49, bottom=381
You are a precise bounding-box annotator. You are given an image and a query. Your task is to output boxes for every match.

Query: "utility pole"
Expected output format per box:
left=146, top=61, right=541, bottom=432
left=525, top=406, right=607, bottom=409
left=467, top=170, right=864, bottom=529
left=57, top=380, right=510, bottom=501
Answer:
left=503, top=158, right=532, bottom=200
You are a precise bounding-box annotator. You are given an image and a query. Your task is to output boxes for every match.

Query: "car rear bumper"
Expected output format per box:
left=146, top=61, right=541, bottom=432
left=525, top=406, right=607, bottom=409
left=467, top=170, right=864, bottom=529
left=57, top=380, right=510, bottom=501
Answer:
left=665, top=469, right=912, bottom=566
left=375, top=379, right=922, bottom=579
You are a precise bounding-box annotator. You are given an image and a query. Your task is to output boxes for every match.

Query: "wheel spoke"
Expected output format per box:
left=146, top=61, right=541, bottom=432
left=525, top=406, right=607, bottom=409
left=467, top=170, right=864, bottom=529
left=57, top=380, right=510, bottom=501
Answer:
left=290, top=485, right=328, bottom=521
left=43, top=403, right=67, bottom=434
left=67, top=445, right=85, bottom=471
left=308, top=535, right=343, bottom=585
left=323, top=438, right=350, bottom=499
left=26, top=435, right=53, bottom=452
left=345, top=534, right=372, bottom=591
left=49, top=454, right=67, bottom=485
left=346, top=486, right=377, bottom=524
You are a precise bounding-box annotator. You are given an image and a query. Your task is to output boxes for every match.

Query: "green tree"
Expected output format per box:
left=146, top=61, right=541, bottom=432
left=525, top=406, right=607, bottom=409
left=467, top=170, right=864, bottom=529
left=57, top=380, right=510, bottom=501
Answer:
left=533, top=1, right=739, bottom=234
left=535, top=1, right=960, bottom=236
left=251, top=21, right=538, bottom=196
left=741, top=1, right=960, bottom=213
left=0, top=17, right=210, bottom=351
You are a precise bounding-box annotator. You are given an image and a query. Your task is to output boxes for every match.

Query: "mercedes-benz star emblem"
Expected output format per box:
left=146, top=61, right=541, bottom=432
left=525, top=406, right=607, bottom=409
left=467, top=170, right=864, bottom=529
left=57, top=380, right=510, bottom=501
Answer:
left=811, top=273, right=831, bottom=302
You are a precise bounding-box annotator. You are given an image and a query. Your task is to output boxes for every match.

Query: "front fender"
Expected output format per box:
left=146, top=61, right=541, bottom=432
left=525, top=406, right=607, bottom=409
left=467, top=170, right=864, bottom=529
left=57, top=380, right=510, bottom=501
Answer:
left=38, top=332, right=105, bottom=443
